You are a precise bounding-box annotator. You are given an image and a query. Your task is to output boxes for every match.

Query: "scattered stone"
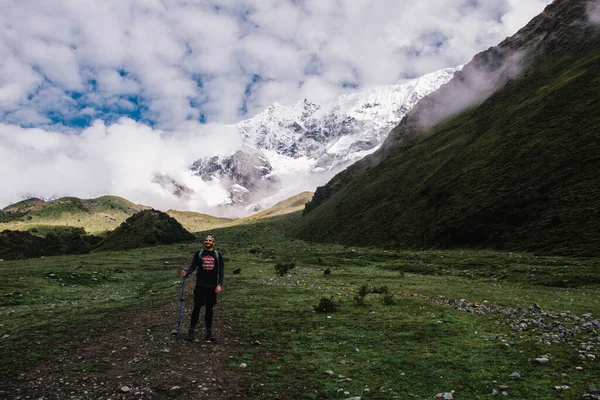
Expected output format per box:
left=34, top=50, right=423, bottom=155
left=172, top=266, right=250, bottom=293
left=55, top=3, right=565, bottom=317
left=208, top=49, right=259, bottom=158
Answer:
left=120, top=386, right=130, bottom=393
left=2, top=335, right=9, bottom=339
left=576, top=367, right=583, bottom=371
left=587, top=385, right=600, bottom=394
left=325, top=370, right=335, bottom=375
left=509, top=372, right=520, bottom=379
left=239, top=363, right=247, bottom=368
left=345, top=397, right=361, bottom=400
left=492, top=389, right=498, bottom=396
left=533, top=357, right=549, bottom=365
left=554, top=385, right=570, bottom=390
left=434, top=393, right=453, bottom=399
left=499, top=385, right=509, bottom=390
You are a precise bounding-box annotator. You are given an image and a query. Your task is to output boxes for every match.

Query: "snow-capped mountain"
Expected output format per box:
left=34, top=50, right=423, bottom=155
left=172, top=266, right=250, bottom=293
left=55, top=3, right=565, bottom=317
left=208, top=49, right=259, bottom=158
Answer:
left=188, top=66, right=460, bottom=210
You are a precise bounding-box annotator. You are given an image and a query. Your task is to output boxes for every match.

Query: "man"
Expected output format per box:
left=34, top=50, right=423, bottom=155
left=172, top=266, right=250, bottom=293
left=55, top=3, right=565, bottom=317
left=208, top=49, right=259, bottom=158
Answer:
left=181, top=234, right=224, bottom=342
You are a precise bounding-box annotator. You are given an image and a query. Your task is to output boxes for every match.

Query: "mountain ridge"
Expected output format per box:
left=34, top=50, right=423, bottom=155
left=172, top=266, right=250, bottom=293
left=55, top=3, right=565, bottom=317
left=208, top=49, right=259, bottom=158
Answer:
left=292, top=0, right=600, bottom=256
left=187, top=67, right=459, bottom=208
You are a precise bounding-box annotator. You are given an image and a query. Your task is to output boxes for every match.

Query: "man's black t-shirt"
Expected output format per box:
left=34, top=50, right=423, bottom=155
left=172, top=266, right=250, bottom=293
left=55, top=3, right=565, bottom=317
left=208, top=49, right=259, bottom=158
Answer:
left=186, top=249, right=224, bottom=288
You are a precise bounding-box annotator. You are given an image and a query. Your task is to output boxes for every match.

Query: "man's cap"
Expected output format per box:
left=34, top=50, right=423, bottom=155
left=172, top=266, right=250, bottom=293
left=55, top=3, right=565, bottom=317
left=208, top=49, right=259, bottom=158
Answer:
left=205, top=234, right=216, bottom=242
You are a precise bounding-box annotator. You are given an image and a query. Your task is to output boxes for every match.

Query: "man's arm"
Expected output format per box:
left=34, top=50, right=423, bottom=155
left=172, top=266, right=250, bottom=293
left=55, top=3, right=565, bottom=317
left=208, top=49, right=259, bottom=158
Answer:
left=181, top=252, right=200, bottom=278
left=218, top=253, right=224, bottom=286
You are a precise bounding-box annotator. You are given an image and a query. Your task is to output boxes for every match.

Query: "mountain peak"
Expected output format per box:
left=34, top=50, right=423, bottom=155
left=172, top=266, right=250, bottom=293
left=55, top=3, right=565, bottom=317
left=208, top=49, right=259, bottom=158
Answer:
left=188, top=66, right=460, bottom=210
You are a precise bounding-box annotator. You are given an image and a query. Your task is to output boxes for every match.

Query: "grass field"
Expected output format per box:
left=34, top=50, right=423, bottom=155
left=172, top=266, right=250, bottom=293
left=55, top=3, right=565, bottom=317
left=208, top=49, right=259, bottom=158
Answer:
left=1, top=213, right=599, bottom=399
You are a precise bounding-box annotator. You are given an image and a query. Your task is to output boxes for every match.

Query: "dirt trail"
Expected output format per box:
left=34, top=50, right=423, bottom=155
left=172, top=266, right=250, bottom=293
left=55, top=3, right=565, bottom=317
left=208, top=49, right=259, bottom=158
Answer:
left=0, top=295, right=254, bottom=399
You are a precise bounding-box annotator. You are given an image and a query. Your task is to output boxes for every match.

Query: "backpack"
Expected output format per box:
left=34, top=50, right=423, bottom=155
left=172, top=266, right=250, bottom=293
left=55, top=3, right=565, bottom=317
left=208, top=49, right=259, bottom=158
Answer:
left=198, top=248, right=220, bottom=265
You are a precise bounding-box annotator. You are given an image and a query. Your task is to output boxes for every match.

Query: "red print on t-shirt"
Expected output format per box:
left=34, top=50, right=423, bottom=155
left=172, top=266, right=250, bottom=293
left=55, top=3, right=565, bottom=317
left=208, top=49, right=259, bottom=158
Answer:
left=202, top=255, right=215, bottom=271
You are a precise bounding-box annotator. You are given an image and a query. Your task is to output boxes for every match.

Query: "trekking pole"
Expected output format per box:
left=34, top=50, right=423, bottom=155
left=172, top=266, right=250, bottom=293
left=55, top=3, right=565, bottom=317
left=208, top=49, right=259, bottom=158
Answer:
left=176, top=276, right=185, bottom=340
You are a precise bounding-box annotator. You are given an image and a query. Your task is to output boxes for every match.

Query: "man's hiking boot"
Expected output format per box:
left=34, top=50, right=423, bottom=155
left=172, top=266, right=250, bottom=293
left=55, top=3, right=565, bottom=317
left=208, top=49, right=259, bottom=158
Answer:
left=205, top=329, right=216, bottom=342
left=186, top=329, right=195, bottom=342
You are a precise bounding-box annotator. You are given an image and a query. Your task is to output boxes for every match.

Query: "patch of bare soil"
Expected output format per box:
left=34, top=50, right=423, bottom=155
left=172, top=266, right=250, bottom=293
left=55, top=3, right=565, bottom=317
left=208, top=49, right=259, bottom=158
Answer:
left=0, top=295, right=254, bottom=399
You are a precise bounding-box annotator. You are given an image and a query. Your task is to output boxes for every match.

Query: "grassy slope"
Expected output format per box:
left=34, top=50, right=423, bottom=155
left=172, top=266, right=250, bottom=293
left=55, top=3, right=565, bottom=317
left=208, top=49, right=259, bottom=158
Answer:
left=292, top=12, right=600, bottom=256
left=3, top=213, right=598, bottom=398
left=166, top=210, right=234, bottom=233
left=1, top=192, right=312, bottom=235
left=0, top=196, right=148, bottom=234
left=93, top=209, right=195, bottom=252
left=231, top=191, right=313, bottom=224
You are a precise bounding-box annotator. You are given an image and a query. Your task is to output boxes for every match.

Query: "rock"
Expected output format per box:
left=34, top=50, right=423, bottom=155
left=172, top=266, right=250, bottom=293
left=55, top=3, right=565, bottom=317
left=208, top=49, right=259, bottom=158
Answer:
left=170, top=386, right=181, bottom=391
left=587, top=385, right=600, bottom=395
left=554, top=385, right=570, bottom=390
left=2, top=335, right=9, bottom=339
left=492, top=389, right=498, bottom=396
left=499, top=385, right=509, bottom=390
left=509, top=372, right=520, bottom=379
left=120, top=386, right=130, bottom=393
left=533, top=357, right=549, bottom=365
left=239, top=363, right=247, bottom=368
left=345, top=397, right=361, bottom=400
left=325, top=370, right=335, bottom=375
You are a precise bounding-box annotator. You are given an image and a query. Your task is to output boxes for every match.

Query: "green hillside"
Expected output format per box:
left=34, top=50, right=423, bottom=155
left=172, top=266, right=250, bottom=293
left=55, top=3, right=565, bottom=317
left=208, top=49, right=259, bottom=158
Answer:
left=94, top=209, right=195, bottom=252
left=292, top=0, right=600, bottom=256
left=0, top=227, right=97, bottom=260
left=234, top=191, right=313, bottom=224
left=0, top=196, right=148, bottom=233
left=166, top=209, right=233, bottom=233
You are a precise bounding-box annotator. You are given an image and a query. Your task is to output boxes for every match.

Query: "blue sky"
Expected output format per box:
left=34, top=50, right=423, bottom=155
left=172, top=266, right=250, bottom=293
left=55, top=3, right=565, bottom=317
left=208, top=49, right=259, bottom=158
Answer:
left=0, top=0, right=553, bottom=130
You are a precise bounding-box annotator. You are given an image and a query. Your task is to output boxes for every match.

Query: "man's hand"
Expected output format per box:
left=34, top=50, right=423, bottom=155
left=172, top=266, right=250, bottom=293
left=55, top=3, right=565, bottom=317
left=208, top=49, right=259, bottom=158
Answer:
left=215, top=285, right=222, bottom=294
left=181, top=270, right=187, bottom=277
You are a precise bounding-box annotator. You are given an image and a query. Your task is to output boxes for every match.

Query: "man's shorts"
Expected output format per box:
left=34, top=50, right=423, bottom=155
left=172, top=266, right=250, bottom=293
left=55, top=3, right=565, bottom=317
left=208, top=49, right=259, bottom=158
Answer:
left=194, top=286, right=217, bottom=307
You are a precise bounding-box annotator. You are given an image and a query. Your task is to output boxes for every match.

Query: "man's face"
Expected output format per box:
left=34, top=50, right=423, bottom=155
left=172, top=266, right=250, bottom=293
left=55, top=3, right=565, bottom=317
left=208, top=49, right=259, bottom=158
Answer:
left=204, top=237, right=215, bottom=249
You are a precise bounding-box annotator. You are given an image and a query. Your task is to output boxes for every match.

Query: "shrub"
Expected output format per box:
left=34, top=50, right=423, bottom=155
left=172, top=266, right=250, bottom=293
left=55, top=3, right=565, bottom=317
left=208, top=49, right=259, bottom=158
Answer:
left=275, top=262, right=295, bottom=276
left=358, top=284, right=371, bottom=297
left=372, top=285, right=389, bottom=294
left=354, top=284, right=372, bottom=305
left=314, top=296, right=337, bottom=313
left=382, top=293, right=396, bottom=305
left=353, top=294, right=366, bottom=305
left=323, top=268, right=331, bottom=275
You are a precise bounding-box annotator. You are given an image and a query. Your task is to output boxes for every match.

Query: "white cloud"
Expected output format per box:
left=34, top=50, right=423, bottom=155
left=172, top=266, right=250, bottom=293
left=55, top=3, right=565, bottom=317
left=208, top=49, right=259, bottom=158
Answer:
left=0, top=120, right=243, bottom=213
left=0, top=0, right=555, bottom=213
left=0, top=0, right=552, bottom=126
left=588, top=0, right=600, bottom=25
